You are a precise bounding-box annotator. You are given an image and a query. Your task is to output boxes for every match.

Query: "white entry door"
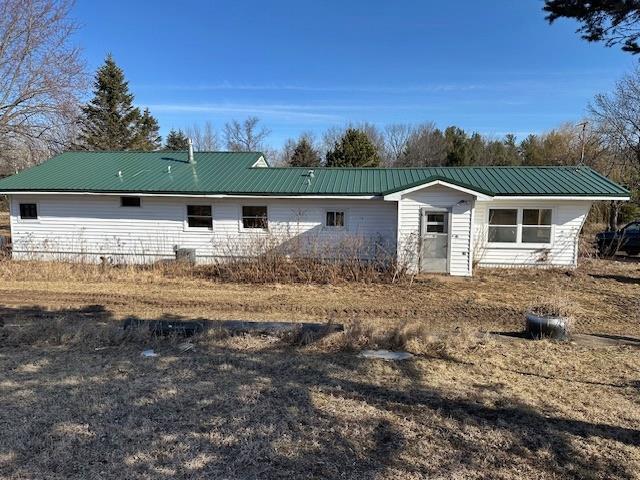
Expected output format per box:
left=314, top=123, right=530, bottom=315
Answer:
left=420, top=209, right=450, bottom=273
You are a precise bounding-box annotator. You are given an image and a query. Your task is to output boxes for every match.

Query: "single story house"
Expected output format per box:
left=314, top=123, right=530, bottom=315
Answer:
left=0, top=150, right=630, bottom=276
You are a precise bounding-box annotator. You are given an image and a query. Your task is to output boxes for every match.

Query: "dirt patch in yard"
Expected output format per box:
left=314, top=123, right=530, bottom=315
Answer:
left=0, top=258, right=637, bottom=336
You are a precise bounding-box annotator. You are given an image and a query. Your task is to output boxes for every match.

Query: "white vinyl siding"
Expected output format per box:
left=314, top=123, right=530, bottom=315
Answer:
left=396, top=184, right=473, bottom=276
left=8, top=194, right=397, bottom=264
left=474, top=199, right=591, bottom=267
left=7, top=191, right=594, bottom=273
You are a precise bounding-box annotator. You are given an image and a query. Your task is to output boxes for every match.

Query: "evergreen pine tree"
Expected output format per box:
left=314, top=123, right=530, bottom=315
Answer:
left=80, top=54, right=144, bottom=150
left=443, top=126, right=470, bottom=166
left=164, top=129, right=190, bottom=151
left=288, top=137, right=321, bottom=167
left=131, top=108, right=161, bottom=151
left=325, top=129, right=381, bottom=167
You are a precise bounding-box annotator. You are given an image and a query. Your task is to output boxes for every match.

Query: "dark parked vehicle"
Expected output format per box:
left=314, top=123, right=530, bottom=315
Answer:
left=596, top=221, right=640, bottom=256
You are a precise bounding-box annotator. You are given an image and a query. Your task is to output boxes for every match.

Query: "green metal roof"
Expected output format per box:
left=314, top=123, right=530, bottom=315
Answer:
left=0, top=151, right=630, bottom=198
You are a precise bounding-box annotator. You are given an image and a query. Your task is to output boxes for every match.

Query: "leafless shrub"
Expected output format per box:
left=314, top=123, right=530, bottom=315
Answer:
left=198, top=232, right=410, bottom=285
left=579, top=222, right=611, bottom=259
left=0, top=235, right=412, bottom=285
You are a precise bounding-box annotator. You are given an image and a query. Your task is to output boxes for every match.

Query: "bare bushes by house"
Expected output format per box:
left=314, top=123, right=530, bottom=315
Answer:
left=0, top=230, right=414, bottom=285
left=200, top=232, right=410, bottom=284
left=578, top=221, right=605, bottom=259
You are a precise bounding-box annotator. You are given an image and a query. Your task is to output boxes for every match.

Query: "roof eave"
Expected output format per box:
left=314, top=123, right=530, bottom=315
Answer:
left=0, top=190, right=382, bottom=199
left=492, top=194, right=631, bottom=201
left=383, top=178, right=494, bottom=201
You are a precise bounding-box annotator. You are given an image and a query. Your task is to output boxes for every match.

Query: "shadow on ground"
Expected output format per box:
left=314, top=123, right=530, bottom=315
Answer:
left=589, top=273, right=640, bottom=285
left=0, top=305, right=638, bottom=479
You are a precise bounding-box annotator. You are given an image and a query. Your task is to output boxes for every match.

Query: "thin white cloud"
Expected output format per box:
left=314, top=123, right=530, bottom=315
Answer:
left=145, top=103, right=344, bottom=122
left=144, top=99, right=541, bottom=123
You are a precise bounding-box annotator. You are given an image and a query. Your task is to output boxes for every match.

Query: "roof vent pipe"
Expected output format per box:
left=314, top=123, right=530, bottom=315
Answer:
left=188, top=138, right=195, bottom=164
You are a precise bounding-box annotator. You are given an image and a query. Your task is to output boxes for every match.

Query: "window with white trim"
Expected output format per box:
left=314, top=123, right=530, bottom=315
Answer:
left=19, top=203, right=38, bottom=220
left=488, top=209, right=517, bottom=243
left=242, top=206, right=268, bottom=229
left=187, top=205, right=212, bottom=229
left=522, top=209, right=552, bottom=243
left=325, top=210, right=345, bottom=228
left=487, top=208, right=553, bottom=245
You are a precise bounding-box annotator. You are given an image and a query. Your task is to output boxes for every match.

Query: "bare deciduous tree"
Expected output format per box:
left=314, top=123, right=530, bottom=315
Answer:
left=185, top=121, right=218, bottom=151
left=384, top=123, right=413, bottom=165
left=590, top=68, right=640, bottom=175
left=223, top=116, right=270, bottom=152
left=396, top=122, right=447, bottom=167
left=589, top=69, right=640, bottom=227
left=0, top=0, right=86, bottom=170
left=320, top=126, right=344, bottom=159
left=277, top=138, right=297, bottom=166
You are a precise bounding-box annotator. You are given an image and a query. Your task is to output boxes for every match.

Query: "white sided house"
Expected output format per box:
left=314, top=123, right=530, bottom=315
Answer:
left=0, top=151, right=630, bottom=276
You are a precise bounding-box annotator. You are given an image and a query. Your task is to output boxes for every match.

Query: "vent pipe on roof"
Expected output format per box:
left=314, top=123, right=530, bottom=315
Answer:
left=304, top=169, right=315, bottom=187
left=188, top=138, right=195, bottom=164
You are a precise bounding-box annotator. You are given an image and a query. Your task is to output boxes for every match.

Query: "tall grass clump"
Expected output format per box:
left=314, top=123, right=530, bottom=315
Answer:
left=526, top=294, right=577, bottom=337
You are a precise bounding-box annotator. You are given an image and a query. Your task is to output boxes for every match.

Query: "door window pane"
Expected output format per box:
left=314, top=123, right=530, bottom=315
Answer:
left=425, top=212, right=446, bottom=233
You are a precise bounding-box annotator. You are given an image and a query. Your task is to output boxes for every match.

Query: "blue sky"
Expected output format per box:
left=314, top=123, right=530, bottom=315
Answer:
left=73, top=0, right=636, bottom=148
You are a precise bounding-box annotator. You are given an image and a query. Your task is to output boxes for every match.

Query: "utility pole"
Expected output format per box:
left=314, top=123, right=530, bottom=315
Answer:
left=577, top=121, right=588, bottom=165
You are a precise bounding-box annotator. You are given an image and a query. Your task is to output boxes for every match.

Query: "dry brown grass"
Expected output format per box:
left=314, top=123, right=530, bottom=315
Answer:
left=0, top=256, right=636, bottom=335
left=528, top=296, right=576, bottom=319
left=0, top=326, right=638, bottom=479
left=0, top=257, right=638, bottom=478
